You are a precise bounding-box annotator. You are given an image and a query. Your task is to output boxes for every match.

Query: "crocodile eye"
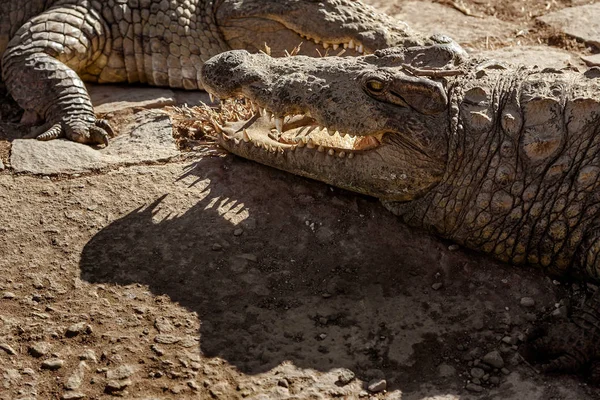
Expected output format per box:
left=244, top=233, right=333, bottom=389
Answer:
left=366, top=79, right=385, bottom=93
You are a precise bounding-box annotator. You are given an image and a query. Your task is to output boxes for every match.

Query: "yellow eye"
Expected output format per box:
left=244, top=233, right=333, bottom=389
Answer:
left=366, top=79, right=385, bottom=92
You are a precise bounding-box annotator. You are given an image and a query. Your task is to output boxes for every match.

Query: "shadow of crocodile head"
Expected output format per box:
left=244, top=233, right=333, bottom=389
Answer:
left=214, top=0, right=466, bottom=59
left=200, top=45, right=463, bottom=201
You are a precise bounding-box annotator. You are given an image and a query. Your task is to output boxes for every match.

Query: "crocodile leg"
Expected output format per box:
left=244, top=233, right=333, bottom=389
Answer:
left=1, top=6, right=113, bottom=145
left=521, top=291, right=600, bottom=378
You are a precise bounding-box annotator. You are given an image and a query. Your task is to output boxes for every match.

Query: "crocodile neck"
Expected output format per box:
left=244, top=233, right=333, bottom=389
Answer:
left=386, top=66, right=600, bottom=280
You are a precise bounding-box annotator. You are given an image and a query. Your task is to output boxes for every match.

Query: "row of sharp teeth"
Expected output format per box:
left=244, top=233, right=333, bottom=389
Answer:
left=224, top=128, right=358, bottom=159
left=212, top=96, right=382, bottom=158
left=298, top=34, right=365, bottom=53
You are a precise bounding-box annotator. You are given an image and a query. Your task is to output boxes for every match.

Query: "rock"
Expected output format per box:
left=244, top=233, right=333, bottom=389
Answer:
left=42, top=358, right=65, bottom=370
left=105, top=379, right=132, bottom=392
left=448, top=244, right=460, bottom=251
left=382, top=0, right=517, bottom=45
left=106, top=365, right=135, bottom=380
left=336, top=369, right=356, bottom=385
left=367, top=378, right=387, bottom=393
left=66, top=322, right=91, bottom=337
left=151, top=344, right=165, bottom=356
left=277, top=378, right=290, bottom=388
left=520, top=297, right=536, bottom=308
left=482, top=351, right=505, bottom=368
left=432, top=282, right=443, bottom=290
left=0, top=343, right=17, bottom=355
left=29, top=342, right=51, bottom=357
left=65, top=362, right=88, bottom=390
left=466, top=383, right=484, bottom=392
left=87, top=84, right=176, bottom=113
left=233, top=228, right=244, bottom=236
left=11, top=110, right=179, bottom=175
left=438, top=364, right=456, bottom=378
left=477, top=46, right=585, bottom=69
left=470, top=368, right=485, bottom=379
left=187, top=380, right=200, bottom=391
left=154, top=335, right=181, bottom=344
left=489, top=376, right=501, bottom=385
left=501, top=368, right=511, bottom=375
left=154, top=317, right=174, bottom=333
left=211, top=243, right=223, bottom=251
left=537, top=4, right=600, bottom=48
left=0, top=159, right=4, bottom=171
left=582, top=54, right=600, bottom=67
left=79, top=349, right=97, bottom=363
left=2, top=291, right=16, bottom=299
left=62, top=392, right=85, bottom=400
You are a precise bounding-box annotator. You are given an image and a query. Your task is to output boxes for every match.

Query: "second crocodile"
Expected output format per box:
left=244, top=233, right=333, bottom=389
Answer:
left=200, top=46, right=600, bottom=378
left=0, top=0, right=464, bottom=145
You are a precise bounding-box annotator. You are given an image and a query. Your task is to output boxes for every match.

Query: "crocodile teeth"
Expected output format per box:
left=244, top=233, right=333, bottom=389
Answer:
left=307, top=138, right=316, bottom=149
left=338, top=151, right=346, bottom=158
left=348, top=40, right=355, bottom=49
left=357, top=44, right=364, bottom=53
left=243, top=129, right=251, bottom=142
left=209, top=93, right=215, bottom=103
left=275, top=117, right=284, bottom=133
left=328, top=149, right=335, bottom=156
left=332, top=44, right=339, bottom=50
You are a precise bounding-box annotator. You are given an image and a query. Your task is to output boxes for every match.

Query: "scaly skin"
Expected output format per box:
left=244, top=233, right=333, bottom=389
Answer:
left=200, top=47, right=600, bottom=378
left=0, top=0, right=465, bottom=145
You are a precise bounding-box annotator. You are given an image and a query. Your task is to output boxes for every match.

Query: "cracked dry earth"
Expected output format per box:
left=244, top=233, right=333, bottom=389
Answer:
left=2, top=0, right=600, bottom=399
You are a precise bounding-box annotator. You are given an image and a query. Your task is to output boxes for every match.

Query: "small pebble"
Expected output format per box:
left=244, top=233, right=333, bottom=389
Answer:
left=0, top=343, right=17, bottom=355
left=367, top=378, right=387, bottom=393
left=66, top=322, right=91, bottom=338
left=318, top=333, right=327, bottom=340
left=187, top=380, right=200, bottom=391
left=79, top=349, right=97, bottom=363
left=42, top=358, right=65, bottom=370
left=2, top=291, right=16, bottom=299
left=520, top=297, right=535, bottom=308
left=233, top=228, right=243, bottom=236
left=432, top=282, right=443, bottom=290
left=448, top=244, right=460, bottom=251
left=105, top=379, right=131, bottom=392
left=337, top=369, right=355, bottom=385
left=501, top=368, right=510, bottom=375
left=466, top=383, right=484, bottom=392
left=106, top=365, right=135, bottom=380
left=29, top=342, right=51, bottom=358
left=482, top=351, right=504, bottom=368
left=277, top=378, right=290, bottom=388
left=62, top=392, right=85, bottom=400
left=211, top=243, right=223, bottom=251
left=470, top=368, right=485, bottom=379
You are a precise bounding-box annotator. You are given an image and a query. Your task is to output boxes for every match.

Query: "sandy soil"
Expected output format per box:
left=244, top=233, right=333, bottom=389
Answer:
left=1, top=1, right=600, bottom=399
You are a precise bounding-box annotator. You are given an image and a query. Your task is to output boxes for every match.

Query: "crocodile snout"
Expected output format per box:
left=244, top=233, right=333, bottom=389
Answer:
left=200, top=50, right=268, bottom=96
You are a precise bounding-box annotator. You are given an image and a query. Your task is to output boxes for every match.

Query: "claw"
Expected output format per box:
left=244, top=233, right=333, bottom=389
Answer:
left=36, top=123, right=63, bottom=141
left=95, top=119, right=115, bottom=137
left=89, top=125, right=110, bottom=146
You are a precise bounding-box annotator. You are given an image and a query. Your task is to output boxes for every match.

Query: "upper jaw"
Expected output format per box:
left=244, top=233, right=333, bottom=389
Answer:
left=213, top=96, right=389, bottom=158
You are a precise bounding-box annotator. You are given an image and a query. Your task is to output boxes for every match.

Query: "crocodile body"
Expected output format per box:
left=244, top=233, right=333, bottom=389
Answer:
left=0, top=0, right=464, bottom=145
left=200, top=47, right=600, bottom=377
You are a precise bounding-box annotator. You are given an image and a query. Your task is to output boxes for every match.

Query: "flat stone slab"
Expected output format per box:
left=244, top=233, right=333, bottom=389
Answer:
left=87, top=85, right=177, bottom=114
left=537, top=4, right=600, bottom=49
left=11, top=110, right=179, bottom=175
left=372, top=1, right=517, bottom=46
left=476, top=45, right=586, bottom=68
left=582, top=53, right=600, bottom=67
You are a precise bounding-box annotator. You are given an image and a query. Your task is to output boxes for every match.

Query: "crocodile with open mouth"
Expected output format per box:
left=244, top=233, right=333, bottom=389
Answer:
left=0, top=0, right=464, bottom=145
left=200, top=46, right=600, bottom=379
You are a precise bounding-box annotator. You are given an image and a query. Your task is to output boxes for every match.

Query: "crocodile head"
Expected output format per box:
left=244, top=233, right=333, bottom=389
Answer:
left=201, top=46, right=460, bottom=201
left=215, top=0, right=466, bottom=59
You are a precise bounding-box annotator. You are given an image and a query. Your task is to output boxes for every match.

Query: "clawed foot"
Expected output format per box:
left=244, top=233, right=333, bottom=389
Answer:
left=29, top=118, right=115, bottom=146
left=520, top=318, right=600, bottom=382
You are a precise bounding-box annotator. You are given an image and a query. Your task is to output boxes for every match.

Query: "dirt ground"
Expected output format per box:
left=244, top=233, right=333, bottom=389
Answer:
left=2, top=1, right=600, bottom=399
